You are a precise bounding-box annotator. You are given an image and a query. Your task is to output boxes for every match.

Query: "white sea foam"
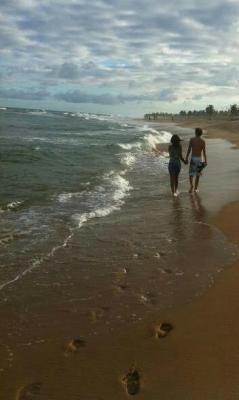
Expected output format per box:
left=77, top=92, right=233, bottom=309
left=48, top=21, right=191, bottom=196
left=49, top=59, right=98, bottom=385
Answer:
left=77, top=112, right=113, bottom=121
left=118, top=142, right=142, bottom=150
left=112, top=174, right=132, bottom=201
left=76, top=206, right=116, bottom=228
left=28, top=110, right=47, bottom=116
left=138, top=125, right=172, bottom=148
left=120, top=153, right=136, bottom=167
left=143, top=130, right=172, bottom=150
left=57, top=193, right=74, bottom=203
left=57, top=190, right=88, bottom=203
left=73, top=172, right=132, bottom=228
left=7, top=201, right=24, bottom=210
left=119, top=126, right=171, bottom=154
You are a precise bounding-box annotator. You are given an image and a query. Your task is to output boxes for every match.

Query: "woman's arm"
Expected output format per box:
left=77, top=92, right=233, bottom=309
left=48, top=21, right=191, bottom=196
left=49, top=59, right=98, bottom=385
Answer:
left=179, top=145, right=186, bottom=164
left=185, top=139, right=192, bottom=162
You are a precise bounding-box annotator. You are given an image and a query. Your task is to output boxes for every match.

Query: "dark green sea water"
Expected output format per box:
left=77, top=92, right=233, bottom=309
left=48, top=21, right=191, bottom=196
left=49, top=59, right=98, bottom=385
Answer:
left=0, top=107, right=174, bottom=289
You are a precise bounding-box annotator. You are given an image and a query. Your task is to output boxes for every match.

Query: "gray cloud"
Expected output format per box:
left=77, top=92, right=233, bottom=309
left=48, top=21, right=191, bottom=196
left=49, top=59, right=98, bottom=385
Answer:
left=0, top=0, right=239, bottom=111
left=0, top=88, right=50, bottom=100
left=55, top=88, right=178, bottom=104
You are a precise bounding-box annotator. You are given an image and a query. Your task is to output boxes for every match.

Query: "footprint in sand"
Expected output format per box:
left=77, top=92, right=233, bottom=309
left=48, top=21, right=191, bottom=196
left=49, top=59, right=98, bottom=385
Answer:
left=122, top=367, right=140, bottom=396
left=152, top=322, right=173, bottom=339
left=16, top=382, right=42, bottom=400
left=65, top=338, right=86, bottom=355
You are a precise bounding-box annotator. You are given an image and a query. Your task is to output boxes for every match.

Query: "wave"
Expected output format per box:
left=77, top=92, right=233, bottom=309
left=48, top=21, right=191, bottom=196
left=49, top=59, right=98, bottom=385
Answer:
left=57, top=191, right=84, bottom=203
left=76, top=112, right=113, bottom=122
left=143, top=131, right=171, bottom=150
left=73, top=172, right=132, bottom=228
left=118, top=126, right=171, bottom=154
left=0, top=201, right=25, bottom=213
left=28, top=110, right=47, bottom=115
left=118, top=142, right=142, bottom=150
left=28, top=110, right=60, bottom=118
left=22, top=136, right=83, bottom=146
left=139, top=125, right=172, bottom=145
left=7, top=201, right=24, bottom=210
left=120, top=153, right=136, bottom=167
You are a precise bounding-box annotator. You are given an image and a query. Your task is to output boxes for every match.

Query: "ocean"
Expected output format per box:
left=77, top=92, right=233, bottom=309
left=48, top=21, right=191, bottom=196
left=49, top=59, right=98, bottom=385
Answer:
left=0, top=107, right=238, bottom=332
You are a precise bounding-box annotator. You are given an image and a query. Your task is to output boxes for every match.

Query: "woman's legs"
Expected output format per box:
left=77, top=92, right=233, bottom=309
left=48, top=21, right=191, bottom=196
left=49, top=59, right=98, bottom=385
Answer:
left=169, top=161, right=181, bottom=195
left=170, top=175, right=175, bottom=194
left=170, top=174, right=179, bottom=195
left=189, top=176, right=194, bottom=193
left=175, top=175, right=179, bottom=193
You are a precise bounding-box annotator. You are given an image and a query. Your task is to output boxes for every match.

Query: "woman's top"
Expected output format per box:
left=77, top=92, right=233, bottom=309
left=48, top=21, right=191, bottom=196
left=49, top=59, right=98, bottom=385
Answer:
left=168, top=144, right=181, bottom=161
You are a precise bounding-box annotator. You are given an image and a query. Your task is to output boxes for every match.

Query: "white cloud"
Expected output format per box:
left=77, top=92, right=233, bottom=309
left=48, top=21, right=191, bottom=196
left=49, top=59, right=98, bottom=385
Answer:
left=0, top=0, right=239, bottom=113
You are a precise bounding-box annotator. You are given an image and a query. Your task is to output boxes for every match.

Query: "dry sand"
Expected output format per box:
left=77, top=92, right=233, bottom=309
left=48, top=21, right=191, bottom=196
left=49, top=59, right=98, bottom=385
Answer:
left=176, top=117, right=239, bottom=146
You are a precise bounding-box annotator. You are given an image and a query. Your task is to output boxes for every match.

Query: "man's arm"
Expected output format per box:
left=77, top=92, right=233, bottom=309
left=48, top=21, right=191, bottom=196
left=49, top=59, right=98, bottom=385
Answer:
left=185, top=139, right=192, bottom=162
left=202, top=141, right=207, bottom=164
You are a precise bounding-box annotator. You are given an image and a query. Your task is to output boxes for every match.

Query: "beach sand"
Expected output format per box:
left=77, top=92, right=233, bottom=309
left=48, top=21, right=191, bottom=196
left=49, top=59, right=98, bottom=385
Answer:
left=176, top=117, right=239, bottom=146
left=1, top=119, right=239, bottom=399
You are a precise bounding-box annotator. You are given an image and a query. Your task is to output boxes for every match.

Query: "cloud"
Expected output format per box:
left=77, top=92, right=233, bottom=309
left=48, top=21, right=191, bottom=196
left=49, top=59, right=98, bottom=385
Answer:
left=0, top=0, right=239, bottom=112
left=55, top=88, right=178, bottom=104
left=158, top=88, right=178, bottom=102
left=55, top=90, right=120, bottom=105
left=0, top=88, right=50, bottom=100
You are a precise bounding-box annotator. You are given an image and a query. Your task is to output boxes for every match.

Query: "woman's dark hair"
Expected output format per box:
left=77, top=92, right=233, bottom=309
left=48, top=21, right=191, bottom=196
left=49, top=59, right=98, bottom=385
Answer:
left=170, top=134, right=181, bottom=147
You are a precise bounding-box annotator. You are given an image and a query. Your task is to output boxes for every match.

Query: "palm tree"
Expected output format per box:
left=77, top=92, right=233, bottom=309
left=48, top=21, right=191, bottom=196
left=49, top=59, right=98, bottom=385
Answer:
left=230, top=104, right=238, bottom=118
left=205, top=104, right=215, bottom=119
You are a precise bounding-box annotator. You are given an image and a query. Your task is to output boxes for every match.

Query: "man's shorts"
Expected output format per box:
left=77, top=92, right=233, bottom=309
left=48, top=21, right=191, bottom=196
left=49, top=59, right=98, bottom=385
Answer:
left=189, top=157, right=202, bottom=177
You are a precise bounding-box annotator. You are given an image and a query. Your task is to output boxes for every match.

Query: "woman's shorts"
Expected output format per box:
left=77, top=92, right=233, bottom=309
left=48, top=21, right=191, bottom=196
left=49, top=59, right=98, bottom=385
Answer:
left=168, top=160, right=181, bottom=176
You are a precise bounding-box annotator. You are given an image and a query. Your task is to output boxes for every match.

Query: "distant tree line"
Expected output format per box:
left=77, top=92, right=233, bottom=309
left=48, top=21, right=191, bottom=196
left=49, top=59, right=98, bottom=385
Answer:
left=144, top=104, right=239, bottom=120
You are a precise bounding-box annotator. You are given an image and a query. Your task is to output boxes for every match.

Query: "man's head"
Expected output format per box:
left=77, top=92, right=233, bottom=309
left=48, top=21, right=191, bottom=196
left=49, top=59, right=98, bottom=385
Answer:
left=195, top=127, right=203, bottom=137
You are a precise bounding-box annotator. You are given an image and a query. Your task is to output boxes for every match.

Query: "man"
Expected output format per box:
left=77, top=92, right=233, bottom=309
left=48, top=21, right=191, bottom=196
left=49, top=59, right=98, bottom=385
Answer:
left=185, top=127, right=207, bottom=193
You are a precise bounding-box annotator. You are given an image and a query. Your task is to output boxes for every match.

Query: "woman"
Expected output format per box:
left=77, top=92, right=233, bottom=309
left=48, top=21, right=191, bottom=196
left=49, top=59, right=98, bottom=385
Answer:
left=168, top=134, right=186, bottom=197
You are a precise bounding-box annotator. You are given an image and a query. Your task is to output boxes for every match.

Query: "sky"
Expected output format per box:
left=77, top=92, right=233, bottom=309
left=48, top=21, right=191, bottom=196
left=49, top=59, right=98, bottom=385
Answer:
left=0, top=0, right=239, bottom=116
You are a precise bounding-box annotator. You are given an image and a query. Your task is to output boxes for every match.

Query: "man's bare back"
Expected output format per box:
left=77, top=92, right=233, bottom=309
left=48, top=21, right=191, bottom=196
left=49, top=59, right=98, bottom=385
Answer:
left=190, top=137, right=205, bottom=157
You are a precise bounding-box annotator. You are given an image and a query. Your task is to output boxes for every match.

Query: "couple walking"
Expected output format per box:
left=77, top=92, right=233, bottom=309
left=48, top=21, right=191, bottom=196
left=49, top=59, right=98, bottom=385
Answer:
left=168, top=128, right=207, bottom=197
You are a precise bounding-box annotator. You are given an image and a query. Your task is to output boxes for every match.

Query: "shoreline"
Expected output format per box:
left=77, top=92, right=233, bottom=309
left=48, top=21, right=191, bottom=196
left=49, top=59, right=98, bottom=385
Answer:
left=1, top=118, right=239, bottom=399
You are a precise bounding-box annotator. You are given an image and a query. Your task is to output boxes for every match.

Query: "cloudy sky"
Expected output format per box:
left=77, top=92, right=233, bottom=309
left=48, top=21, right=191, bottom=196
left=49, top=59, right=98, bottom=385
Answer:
left=1, top=0, right=239, bottom=116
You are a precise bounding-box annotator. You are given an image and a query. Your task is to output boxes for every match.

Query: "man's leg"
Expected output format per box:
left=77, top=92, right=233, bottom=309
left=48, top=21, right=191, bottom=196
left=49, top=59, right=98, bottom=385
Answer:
left=194, top=175, right=200, bottom=192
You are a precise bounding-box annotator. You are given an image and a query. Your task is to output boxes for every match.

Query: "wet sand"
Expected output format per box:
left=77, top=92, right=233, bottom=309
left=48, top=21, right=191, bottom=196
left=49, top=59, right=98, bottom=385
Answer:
left=1, top=120, right=239, bottom=399
left=2, top=201, right=239, bottom=400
